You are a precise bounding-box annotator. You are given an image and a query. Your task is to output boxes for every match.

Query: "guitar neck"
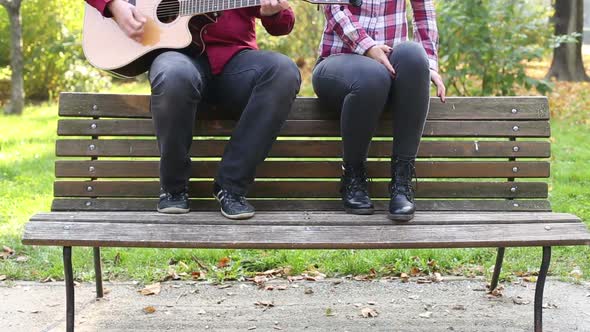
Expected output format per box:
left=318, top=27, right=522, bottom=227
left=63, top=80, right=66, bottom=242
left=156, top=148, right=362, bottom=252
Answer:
left=179, top=0, right=350, bottom=17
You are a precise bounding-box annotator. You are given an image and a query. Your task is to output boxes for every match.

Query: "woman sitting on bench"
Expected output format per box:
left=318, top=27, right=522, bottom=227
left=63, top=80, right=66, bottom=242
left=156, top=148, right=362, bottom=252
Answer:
left=312, top=0, right=446, bottom=221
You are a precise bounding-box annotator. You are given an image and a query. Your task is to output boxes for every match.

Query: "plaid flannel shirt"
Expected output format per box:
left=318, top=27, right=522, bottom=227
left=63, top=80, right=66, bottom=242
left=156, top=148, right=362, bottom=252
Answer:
left=319, top=0, right=439, bottom=72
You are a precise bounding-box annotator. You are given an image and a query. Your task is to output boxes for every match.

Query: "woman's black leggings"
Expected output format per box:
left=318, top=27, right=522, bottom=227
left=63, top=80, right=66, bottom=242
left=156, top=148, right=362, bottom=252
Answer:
left=312, top=41, right=431, bottom=163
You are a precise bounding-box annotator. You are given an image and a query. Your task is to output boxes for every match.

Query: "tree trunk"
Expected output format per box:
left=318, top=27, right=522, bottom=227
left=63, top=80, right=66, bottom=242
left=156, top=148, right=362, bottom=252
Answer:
left=546, top=0, right=590, bottom=81
left=1, top=0, right=24, bottom=115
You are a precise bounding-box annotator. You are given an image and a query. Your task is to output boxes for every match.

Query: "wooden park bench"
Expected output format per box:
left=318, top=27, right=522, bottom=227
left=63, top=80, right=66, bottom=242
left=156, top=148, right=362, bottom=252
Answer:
left=22, top=92, right=590, bottom=331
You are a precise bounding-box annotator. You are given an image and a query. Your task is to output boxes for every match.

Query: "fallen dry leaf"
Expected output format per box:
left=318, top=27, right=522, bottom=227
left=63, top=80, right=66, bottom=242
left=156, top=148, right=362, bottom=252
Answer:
left=325, top=307, right=335, bottom=317
left=487, top=285, right=504, bottom=298
left=542, top=302, right=558, bottom=309
left=254, top=301, right=274, bottom=309
left=523, top=276, right=538, bottom=283
left=257, top=268, right=284, bottom=276
left=218, top=257, right=231, bottom=268
left=513, top=296, right=530, bottom=305
left=217, top=284, right=231, bottom=289
left=276, top=285, right=288, bottom=291
left=139, top=283, right=161, bottom=296
left=40, top=277, right=55, bottom=283
left=113, top=252, right=122, bottom=266
left=452, top=304, right=465, bottom=311
left=191, top=271, right=202, bottom=280
left=143, top=306, right=156, bottom=314
left=265, top=285, right=274, bottom=291
left=287, top=276, right=304, bottom=282
left=400, top=273, right=409, bottom=282
left=273, top=326, right=283, bottom=330
left=431, top=272, right=443, bottom=283
left=253, top=275, right=267, bottom=285
left=0, top=275, right=7, bottom=281
left=162, top=269, right=180, bottom=282
left=419, top=311, right=433, bottom=318
left=361, top=307, right=378, bottom=318
left=416, top=277, right=432, bottom=284
left=367, top=301, right=376, bottom=305
left=409, top=267, right=422, bottom=277
left=304, top=287, right=314, bottom=295
left=15, top=256, right=29, bottom=263
left=1, top=246, right=14, bottom=259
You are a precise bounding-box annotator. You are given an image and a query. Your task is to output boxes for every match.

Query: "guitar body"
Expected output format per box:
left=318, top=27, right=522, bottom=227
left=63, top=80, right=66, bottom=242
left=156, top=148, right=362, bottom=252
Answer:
left=82, top=0, right=351, bottom=77
left=82, top=1, right=215, bottom=77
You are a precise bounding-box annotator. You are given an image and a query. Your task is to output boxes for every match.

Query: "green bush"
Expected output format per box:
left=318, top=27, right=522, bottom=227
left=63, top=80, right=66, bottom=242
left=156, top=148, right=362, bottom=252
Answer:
left=436, top=0, right=555, bottom=96
left=0, top=0, right=110, bottom=100
left=257, top=2, right=325, bottom=65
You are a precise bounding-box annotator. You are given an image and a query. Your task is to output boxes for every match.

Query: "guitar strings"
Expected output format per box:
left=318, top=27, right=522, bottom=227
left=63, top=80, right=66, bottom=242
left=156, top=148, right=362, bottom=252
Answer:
left=134, top=0, right=342, bottom=16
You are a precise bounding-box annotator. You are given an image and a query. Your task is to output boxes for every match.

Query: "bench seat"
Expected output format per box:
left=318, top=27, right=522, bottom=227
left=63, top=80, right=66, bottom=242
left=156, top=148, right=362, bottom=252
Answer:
left=21, top=93, right=590, bottom=332
left=24, top=211, right=588, bottom=249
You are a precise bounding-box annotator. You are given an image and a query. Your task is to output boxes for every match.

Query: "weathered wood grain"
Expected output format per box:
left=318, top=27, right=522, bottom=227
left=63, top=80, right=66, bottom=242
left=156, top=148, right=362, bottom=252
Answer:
left=53, top=181, right=548, bottom=198
left=59, top=93, right=550, bottom=120
left=22, top=221, right=590, bottom=248
left=55, top=160, right=550, bottom=178
left=57, top=119, right=551, bottom=137
left=56, top=140, right=551, bottom=158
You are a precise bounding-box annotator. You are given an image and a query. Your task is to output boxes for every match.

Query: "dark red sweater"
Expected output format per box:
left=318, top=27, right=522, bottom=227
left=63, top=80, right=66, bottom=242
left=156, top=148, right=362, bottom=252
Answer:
left=85, top=0, right=295, bottom=74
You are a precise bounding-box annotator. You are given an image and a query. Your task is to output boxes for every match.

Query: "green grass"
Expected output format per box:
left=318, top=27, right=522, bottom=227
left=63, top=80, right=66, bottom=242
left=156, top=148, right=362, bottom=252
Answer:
left=0, top=83, right=589, bottom=284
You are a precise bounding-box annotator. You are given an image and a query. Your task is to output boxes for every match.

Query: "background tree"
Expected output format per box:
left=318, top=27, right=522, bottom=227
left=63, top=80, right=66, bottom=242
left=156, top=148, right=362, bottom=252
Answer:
left=546, top=0, right=589, bottom=81
left=0, top=0, right=24, bottom=115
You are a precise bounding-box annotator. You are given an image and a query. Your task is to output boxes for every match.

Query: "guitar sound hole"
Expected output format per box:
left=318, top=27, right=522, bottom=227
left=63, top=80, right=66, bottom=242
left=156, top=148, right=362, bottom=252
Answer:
left=156, top=0, right=180, bottom=23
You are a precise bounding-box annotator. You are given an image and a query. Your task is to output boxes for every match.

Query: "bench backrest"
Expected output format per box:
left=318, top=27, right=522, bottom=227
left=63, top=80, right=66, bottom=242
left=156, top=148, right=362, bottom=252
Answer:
left=53, top=93, right=551, bottom=212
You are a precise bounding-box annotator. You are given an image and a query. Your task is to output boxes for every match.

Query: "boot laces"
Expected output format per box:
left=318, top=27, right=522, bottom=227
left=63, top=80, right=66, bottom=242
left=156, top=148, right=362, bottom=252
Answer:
left=391, top=161, right=418, bottom=200
left=342, top=165, right=370, bottom=197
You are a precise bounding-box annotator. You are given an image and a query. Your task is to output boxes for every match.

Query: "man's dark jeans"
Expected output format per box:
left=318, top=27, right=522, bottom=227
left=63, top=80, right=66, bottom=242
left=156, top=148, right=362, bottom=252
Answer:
left=149, top=49, right=301, bottom=195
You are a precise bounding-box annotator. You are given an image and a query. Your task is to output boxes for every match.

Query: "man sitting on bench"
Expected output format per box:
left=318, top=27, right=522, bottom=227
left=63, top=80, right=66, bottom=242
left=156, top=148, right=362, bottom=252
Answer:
left=85, top=0, right=301, bottom=219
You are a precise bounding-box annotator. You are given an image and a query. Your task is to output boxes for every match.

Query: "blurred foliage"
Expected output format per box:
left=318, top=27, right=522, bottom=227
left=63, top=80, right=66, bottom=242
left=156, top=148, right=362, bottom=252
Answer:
left=0, top=0, right=110, bottom=100
left=1, top=0, right=583, bottom=100
left=436, top=0, right=577, bottom=96
left=257, top=1, right=325, bottom=68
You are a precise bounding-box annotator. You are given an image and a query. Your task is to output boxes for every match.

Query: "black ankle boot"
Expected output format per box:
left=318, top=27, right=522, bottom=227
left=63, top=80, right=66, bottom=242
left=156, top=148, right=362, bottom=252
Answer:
left=389, top=159, right=416, bottom=221
left=340, top=162, right=374, bottom=215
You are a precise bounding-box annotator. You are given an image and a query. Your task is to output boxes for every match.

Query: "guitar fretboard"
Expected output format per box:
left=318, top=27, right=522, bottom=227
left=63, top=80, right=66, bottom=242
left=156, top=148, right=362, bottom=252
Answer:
left=179, top=0, right=347, bottom=16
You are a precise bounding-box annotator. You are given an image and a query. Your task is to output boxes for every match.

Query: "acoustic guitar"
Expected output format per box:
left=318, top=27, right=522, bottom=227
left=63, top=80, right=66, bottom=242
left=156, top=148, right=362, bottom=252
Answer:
left=82, top=0, right=360, bottom=77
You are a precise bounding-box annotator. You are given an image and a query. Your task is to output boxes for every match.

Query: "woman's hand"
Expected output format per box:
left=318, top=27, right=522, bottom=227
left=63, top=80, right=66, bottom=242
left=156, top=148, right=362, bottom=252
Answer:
left=107, top=0, right=147, bottom=43
left=365, top=45, right=396, bottom=77
left=260, top=0, right=290, bottom=17
left=430, top=70, right=446, bottom=103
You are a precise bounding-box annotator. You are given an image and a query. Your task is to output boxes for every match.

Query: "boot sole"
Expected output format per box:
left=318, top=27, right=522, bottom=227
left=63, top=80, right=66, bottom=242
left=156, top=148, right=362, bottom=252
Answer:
left=387, top=213, right=414, bottom=222
left=345, top=208, right=375, bottom=215
left=214, top=194, right=255, bottom=220
left=157, top=206, right=190, bottom=214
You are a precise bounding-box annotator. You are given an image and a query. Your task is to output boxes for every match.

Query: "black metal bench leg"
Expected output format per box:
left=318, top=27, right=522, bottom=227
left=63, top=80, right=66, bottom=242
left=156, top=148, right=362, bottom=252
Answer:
left=63, top=246, right=75, bottom=332
left=93, top=247, right=104, bottom=298
left=534, top=246, right=551, bottom=332
left=489, top=247, right=505, bottom=291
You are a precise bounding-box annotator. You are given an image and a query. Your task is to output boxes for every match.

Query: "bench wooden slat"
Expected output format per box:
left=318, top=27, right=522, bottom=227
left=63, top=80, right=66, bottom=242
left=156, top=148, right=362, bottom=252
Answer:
left=57, top=119, right=551, bottom=137
left=56, top=140, right=551, bottom=158
left=53, top=181, right=548, bottom=198
left=31, top=211, right=574, bottom=225
left=51, top=198, right=552, bottom=212
left=23, top=220, right=590, bottom=248
left=55, top=160, right=550, bottom=178
left=59, top=93, right=550, bottom=120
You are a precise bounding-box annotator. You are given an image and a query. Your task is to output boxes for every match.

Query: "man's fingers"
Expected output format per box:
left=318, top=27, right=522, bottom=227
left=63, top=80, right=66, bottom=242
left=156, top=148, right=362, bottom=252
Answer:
left=131, top=7, right=147, bottom=24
